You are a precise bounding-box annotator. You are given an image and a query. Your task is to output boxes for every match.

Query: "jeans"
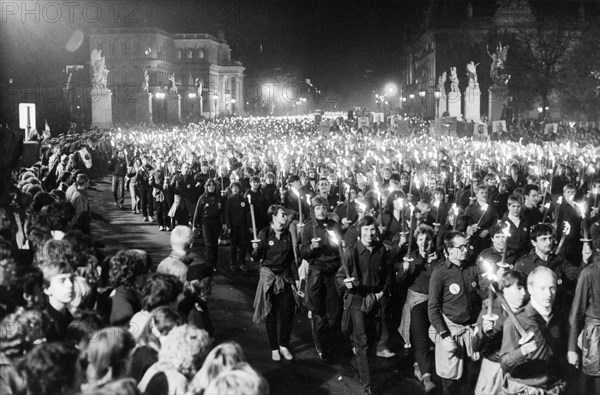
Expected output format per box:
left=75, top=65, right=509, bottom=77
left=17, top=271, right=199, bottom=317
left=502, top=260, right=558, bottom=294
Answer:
left=139, top=186, right=154, bottom=217
left=155, top=199, right=168, bottom=227
left=112, top=176, right=125, bottom=206
left=307, top=269, right=341, bottom=356
left=349, top=296, right=377, bottom=390
left=129, top=182, right=138, bottom=210
left=265, top=283, right=294, bottom=350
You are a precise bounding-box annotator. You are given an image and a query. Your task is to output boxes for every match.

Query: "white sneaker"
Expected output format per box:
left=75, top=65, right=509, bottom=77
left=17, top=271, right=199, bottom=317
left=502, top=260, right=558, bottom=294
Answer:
left=271, top=350, right=281, bottom=361
left=279, top=346, right=294, bottom=360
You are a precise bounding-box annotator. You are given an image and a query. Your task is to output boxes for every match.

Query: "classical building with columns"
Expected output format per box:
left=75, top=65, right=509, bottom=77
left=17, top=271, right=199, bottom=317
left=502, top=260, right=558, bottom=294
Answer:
left=90, top=27, right=244, bottom=123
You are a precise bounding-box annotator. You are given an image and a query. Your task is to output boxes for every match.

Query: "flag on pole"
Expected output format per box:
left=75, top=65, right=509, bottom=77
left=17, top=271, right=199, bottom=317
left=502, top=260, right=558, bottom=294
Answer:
left=43, top=119, right=51, bottom=139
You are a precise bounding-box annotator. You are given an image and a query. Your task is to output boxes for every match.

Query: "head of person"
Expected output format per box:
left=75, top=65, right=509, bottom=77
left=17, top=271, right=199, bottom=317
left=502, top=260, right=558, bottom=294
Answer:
left=230, top=182, right=242, bottom=195
left=489, top=223, right=508, bottom=253
left=346, top=184, right=359, bottom=202
left=181, top=163, right=190, bottom=175
left=264, top=172, right=275, bottom=185
left=563, top=184, right=576, bottom=202
left=522, top=184, right=540, bottom=207
left=267, top=205, right=288, bottom=227
left=137, top=306, right=183, bottom=349
left=141, top=273, right=183, bottom=312
left=205, top=179, right=217, bottom=194
left=498, top=270, right=527, bottom=310
left=455, top=214, right=475, bottom=233
left=22, top=342, right=81, bottom=395
left=66, top=310, right=105, bottom=348
left=386, top=190, right=407, bottom=213
left=188, top=341, right=247, bottom=395
left=527, top=266, right=557, bottom=309
left=171, top=225, right=194, bottom=254
left=475, top=185, right=487, bottom=202
left=311, top=196, right=328, bottom=219
left=356, top=215, right=379, bottom=247
left=433, top=186, right=445, bottom=203
left=287, top=175, right=300, bottom=190
left=444, top=231, right=468, bottom=264
left=108, top=249, right=149, bottom=291
left=530, top=224, right=554, bottom=256
left=157, top=324, right=213, bottom=379
left=203, top=362, right=269, bottom=395
left=507, top=194, right=522, bottom=217
left=81, top=327, right=136, bottom=385
left=184, top=262, right=214, bottom=302
left=414, top=224, right=434, bottom=257
left=40, top=259, right=75, bottom=311
left=317, top=178, right=331, bottom=194
left=249, top=176, right=260, bottom=191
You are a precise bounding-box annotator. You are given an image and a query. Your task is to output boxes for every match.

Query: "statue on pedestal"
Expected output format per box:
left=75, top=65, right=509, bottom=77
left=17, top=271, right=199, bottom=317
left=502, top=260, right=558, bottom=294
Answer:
left=450, top=67, right=459, bottom=95
left=194, top=77, right=203, bottom=96
left=438, top=71, right=447, bottom=97
left=168, top=73, right=178, bottom=94
left=91, top=49, right=109, bottom=90
left=466, top=61, right=479, bottom=85
left=487, top=43, right=511, bottom=86
left=142, top=69, right=149, bottom=93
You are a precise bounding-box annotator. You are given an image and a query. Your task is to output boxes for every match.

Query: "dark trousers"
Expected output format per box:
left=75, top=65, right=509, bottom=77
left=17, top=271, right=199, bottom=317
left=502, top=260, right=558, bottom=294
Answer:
left=112, top=175, right=125, bottom=206
left=230, top=225, right=249, bottom=268
left=411, top=300, right=432, bottom=375
left=182, top=196, right=195, bottom=224
left=442, top=357, right=480, bottom=395
left=349, top=296, right=378, bottom=391
left=308, top=270, right=341, bottom=356
left=376, top=295, right=391, bottom=351
left=202, top=216, right=221, bottom=268
left=580, top=372, right=600, bottom=395
left=265, top=283, right=294, bottom=350
left=155, top=199, right=167, bottom=227
left=140, top=187, right=154, bottom=217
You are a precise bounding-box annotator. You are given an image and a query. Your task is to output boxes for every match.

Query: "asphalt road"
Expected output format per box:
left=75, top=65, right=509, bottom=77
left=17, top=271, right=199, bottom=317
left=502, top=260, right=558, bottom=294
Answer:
left=88, top=176, right=436, bottom=395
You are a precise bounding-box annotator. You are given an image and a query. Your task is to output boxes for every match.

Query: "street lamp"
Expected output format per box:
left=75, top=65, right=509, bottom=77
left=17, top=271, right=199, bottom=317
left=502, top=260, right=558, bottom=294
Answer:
left=385, top=83, right=397, bottom=96
left=188, top=92, right=197, bottom=99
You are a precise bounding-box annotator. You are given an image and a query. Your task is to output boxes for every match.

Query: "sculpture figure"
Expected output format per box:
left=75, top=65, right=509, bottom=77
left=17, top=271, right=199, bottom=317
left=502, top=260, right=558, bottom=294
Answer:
left=142, top=69, right=149, bottom=93
left=450, top=67, right=459, bottom=94
left=91, top=49, right=109, bottom=90
left=194, top=77, right=203, bottom=96
left=168, top=73, right=178, bottom=94
left=487, top=43, right=511, bottom=85
left=466, top=61, right=479, bottom=84
left=438, top=71, right=447, bottom=97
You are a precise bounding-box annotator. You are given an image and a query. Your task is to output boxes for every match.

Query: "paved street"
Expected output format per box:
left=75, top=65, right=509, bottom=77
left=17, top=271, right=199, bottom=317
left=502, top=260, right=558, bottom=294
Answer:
left=88, top=176, right=432, bottom=395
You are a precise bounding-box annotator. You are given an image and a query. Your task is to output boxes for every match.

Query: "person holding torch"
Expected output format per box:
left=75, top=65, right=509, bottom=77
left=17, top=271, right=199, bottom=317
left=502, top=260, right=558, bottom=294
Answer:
left=335, top=215, right=389, bottom=395
left=252, top=205, right=300, bottom=362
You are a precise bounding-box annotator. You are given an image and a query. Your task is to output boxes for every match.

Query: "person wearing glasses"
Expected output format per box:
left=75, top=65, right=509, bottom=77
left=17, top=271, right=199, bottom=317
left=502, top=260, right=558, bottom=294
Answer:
left=428, top=231, right=483, bottom=395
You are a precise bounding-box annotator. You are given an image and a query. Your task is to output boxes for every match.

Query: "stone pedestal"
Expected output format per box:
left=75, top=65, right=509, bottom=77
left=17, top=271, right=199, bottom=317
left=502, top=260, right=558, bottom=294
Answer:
left=136, top=92, right=153, bottom=125
left=166, top=94, right=181, bottom=123
left=488, top=84, right=509, bottom=121
left=90, top=88, right=113, bottom=129
left=438, top=94, right=448, bottom=118
left=447, top=90, right=461, bottom=118
left=464, top=82, right=481, bottom=122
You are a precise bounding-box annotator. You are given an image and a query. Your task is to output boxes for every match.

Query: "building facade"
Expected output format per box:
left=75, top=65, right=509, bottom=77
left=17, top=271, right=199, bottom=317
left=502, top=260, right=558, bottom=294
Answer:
left=90, top=27, right=244, bottom=123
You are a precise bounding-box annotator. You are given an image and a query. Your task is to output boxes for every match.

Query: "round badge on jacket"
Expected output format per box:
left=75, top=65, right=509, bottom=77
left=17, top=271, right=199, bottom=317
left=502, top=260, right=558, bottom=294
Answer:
left=241, top=202, right=245, bottom=207
left=268, top=240, right=274, bottom=246
left=449, top=283, right=461, bottom=295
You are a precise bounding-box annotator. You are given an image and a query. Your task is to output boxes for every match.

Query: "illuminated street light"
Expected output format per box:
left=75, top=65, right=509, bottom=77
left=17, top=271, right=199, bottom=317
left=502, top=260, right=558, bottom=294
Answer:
left=385, top=83, right=398, bottom=96
left=155, top=92, right=166, bottom=99
left=402, top=97, right=407, bottom=102
left=434, top=91, right=441, bottom=98
left=187, top=92, right=197, bottom=99
left=409, top=93, right=415, bottom=99
left=419, top=90, right=426, bottom=98
left=537, top=106, right=543, bottom=113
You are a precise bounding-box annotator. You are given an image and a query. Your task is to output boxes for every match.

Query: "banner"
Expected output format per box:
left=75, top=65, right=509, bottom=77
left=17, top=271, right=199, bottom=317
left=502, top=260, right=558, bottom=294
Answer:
left=492, top=120, right=507, bottom=134
left=544, top=123, right=558, bottom=135
left=372, top=112, right=384, bottom=123
left=390, top=114, right=402, bottom=127
left=357, top=117, right=370, bottom=128
left=433, top=117, right=457, bottom=136
left=472, top=122, right=489, bottom=141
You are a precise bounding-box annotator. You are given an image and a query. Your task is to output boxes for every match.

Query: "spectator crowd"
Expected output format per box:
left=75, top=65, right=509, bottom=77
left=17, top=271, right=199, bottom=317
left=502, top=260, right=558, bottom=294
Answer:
left=1, top=115, right=600, bottom=395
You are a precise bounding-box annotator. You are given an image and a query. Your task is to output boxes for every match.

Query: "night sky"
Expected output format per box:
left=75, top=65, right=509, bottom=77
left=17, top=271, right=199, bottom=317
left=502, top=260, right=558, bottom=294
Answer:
left=1, top=0, right=596, bottom=108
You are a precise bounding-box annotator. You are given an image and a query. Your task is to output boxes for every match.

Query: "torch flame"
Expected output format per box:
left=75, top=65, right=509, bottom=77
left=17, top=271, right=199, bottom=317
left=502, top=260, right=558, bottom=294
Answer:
left=247, top=195, right=252, bottom=204
left=502, top=222, right=511, bottom=237
left=306, top=194, right=311, bottom=205
left=292, top=188, right=300, bottom=198
left=452, top=203, right=459, bottom=215
left=576, top=201, right=586, bottom=219
left=481, top=259, right=498, bottom=282
left=356, top=201, right=367, bottom=213
left=326, top=229, right=339, bottom=245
